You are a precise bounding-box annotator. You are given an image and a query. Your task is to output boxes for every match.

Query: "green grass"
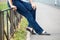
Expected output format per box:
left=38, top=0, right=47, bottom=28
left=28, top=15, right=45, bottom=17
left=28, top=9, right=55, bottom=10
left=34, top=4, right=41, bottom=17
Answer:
left=0, top=2, right=8, bottom=10
left=0, top=2, right=28, bottom=40
left=14, top=17, right=28, bottom=40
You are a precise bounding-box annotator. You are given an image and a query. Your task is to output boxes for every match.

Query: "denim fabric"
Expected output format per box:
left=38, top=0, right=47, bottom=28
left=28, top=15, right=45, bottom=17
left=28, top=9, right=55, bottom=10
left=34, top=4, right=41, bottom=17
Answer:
left=8, top=1, right=44, bottom=34
left=19, top=1, right=36, bottom=27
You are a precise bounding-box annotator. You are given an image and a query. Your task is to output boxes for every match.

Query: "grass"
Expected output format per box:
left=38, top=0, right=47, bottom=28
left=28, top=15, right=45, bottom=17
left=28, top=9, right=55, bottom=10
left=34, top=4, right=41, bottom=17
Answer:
left=0, top=2, right=8, bottom=10
left=13, top=17, right=28, bottom=40
left=0, top=2, right=28, bottom=40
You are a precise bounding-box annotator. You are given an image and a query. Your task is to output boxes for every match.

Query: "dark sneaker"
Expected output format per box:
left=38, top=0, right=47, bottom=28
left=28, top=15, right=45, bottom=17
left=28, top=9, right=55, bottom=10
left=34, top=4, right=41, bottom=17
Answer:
left=26, top=27, right=36, bottom=34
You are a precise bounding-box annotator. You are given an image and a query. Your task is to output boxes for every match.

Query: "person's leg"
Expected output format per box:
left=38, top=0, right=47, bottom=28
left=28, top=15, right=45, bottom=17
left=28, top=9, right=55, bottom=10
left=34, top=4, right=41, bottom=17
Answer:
left=21, top=1, right=36, bottom=27
left=30, top=9, right=36, bottom=20
left=13, top=1, right=43, bottom=34
left=28, top=9, right=36, bottom=27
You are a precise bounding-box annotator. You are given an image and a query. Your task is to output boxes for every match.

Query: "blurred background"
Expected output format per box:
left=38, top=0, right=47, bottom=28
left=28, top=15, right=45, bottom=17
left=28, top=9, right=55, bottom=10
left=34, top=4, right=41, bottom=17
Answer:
left=0, top=0, right=60, bottom=40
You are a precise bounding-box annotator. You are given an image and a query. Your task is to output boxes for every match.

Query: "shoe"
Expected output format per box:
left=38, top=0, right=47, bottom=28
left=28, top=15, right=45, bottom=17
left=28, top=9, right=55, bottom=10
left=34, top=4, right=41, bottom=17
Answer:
left=26, top=27, right=36, bottom=34
left=39, top=31, right=50, bottom=35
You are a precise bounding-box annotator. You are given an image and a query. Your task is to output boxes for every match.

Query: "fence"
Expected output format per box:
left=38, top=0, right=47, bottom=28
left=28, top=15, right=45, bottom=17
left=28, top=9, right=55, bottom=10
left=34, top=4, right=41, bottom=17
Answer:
left=0, top=8, right=22, bottom=40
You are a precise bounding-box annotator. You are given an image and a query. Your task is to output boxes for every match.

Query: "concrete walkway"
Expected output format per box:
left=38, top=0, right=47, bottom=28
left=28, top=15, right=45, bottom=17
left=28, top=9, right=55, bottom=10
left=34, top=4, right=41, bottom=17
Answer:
left=31, top=33, right=60, bottom=40
left=28, top=3, right=60, bottom=40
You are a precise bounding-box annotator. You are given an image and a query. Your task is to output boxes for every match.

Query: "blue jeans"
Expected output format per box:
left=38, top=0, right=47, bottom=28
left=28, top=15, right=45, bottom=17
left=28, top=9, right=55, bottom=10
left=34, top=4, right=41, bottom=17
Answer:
left=20, top=1, right=36, bottom=27
left=9, top=0, right=44, bottom=34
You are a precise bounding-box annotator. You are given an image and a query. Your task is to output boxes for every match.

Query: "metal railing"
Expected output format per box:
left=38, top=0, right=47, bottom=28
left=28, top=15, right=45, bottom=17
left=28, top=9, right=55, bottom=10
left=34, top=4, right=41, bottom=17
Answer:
left=0, top=8, right=22, bottom=40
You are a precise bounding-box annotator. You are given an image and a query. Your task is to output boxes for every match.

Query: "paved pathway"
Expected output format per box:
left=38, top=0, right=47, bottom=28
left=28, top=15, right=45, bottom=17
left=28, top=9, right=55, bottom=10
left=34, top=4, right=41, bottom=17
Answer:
left=30, top=3, right=60, bottom=40
left=31, top=33, right=60, bottom=40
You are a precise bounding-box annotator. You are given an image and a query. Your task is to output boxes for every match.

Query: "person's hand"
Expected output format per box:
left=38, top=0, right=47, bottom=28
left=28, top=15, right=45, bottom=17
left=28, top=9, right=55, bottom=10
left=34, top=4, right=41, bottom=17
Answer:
left=10, top=5, right=17, bottom=11
left=31, top=2, right=36, bottom=10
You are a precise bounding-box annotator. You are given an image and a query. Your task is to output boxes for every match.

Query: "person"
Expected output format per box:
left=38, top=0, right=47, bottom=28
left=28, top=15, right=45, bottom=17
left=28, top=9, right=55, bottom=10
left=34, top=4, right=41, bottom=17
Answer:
left=8, top=0, right=50, bottom=35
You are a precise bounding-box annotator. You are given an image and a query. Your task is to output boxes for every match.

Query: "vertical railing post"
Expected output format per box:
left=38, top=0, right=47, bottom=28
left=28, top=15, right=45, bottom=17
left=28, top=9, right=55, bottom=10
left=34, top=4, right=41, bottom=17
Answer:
left=0, top=10, right=4, bottom=40
left=10, top=9, right=14, bottom=37
left=7, top=10, right=10, bottom=40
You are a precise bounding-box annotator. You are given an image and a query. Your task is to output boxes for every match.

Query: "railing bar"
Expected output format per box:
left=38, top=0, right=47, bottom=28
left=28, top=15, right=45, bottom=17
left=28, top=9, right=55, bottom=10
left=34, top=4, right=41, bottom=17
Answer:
left=10, top=9, right=15, bottom=37
left=7, top=10, right=10, bottom=40
left=15, top=12, right=20, bottom=28
left=0, top=11, right=4, bottom=40
left=13, top=12, right=16, bottom=30
left=2, top=11, right=4, bottom=40
left=3, top=12, right=8, bottom=40
left=1, top=8, right=13, bottom=12
left=13, top=11, right=18, bottom=29
left=14, top=11, right=19, bottom=22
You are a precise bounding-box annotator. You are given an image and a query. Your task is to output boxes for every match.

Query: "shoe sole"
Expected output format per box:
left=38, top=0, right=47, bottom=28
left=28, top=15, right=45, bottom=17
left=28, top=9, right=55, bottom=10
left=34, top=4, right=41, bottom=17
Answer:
left=39, top=33, right=51, bottom=35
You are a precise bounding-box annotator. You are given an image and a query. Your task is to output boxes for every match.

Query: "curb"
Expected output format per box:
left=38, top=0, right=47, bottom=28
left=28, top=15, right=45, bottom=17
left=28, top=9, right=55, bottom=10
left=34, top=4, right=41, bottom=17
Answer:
left=26, top=31, right=31, bottom=40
